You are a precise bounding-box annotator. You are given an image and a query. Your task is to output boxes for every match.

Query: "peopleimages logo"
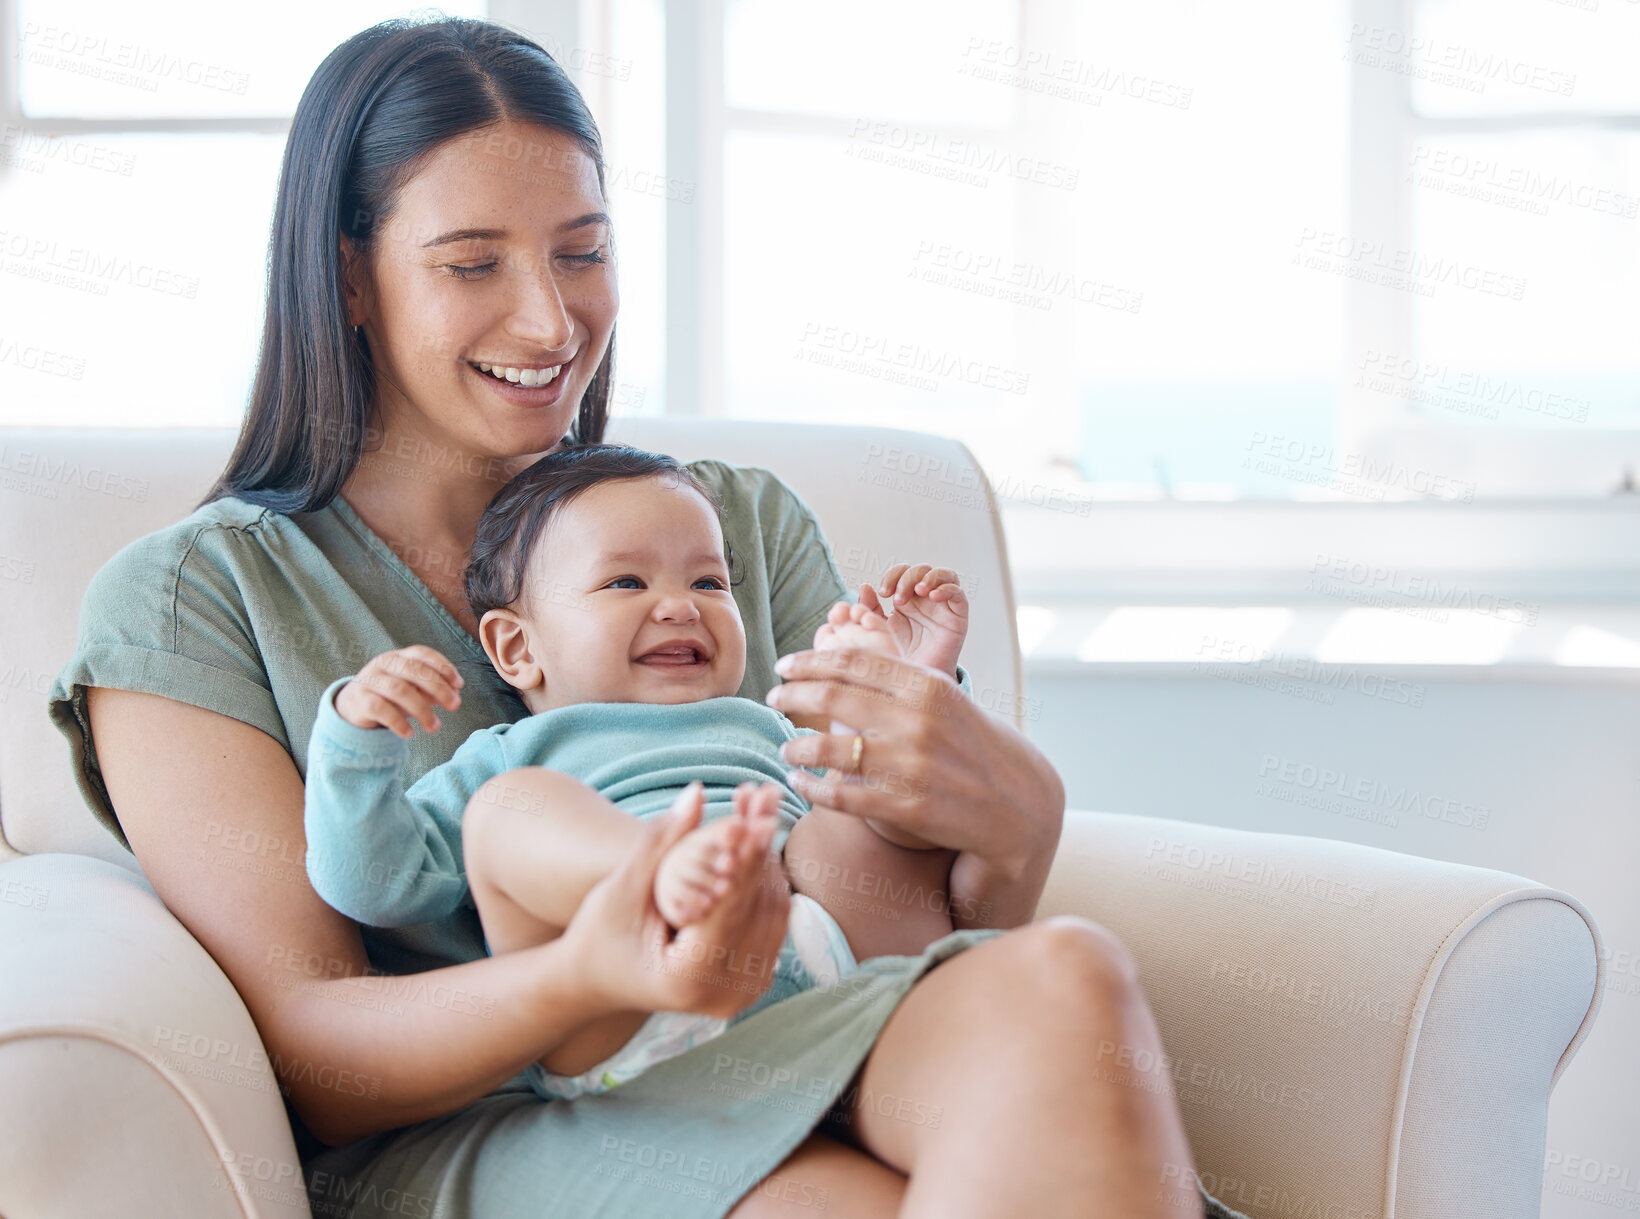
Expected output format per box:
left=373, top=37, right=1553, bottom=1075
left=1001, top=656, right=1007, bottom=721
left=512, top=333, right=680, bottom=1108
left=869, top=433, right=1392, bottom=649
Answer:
left=799, top=322, right=1031, bottom=395
left=1355, top=350, right=1590, bottom=424
left=0, top=444, right=148, bottom=501
left=857, top=443, right=1093, bottom=517
left=1257, top=755, right=1492, bottom=831
left=1144, top=837, right=1378, bottom=911
left=1293, top=228, right=1527, bottom=301
left=0, top=229, right=201, bottom=299
left=846, top=118, right=1081, bottom=191
left=1344, top=25, right=1578, bottom=98
left=20, top=22, right=251, bottom=94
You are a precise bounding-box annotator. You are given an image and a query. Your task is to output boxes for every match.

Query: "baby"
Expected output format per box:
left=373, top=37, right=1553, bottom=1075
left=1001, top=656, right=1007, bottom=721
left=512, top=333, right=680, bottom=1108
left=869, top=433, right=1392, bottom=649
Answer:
left=303, top=443, right=976, bottom=1101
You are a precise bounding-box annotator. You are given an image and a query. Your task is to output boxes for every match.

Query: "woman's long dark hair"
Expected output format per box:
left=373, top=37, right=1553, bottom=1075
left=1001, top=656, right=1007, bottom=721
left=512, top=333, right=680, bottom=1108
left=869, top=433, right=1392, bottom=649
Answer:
left=200, top=17, right=614, bottom=514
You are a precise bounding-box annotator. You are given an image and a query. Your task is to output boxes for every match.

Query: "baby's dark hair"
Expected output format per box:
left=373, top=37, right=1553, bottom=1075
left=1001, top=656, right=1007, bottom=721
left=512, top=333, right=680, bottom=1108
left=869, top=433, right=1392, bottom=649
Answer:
left=464, top=444, right=738, bottom=620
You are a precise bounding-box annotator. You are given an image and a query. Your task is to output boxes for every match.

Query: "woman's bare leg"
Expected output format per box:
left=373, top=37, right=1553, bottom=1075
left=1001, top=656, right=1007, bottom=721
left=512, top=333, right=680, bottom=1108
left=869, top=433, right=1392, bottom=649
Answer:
left=828, top=917, right=1202, bottom=1218
left=725, top=1131, right=905, bottom=1218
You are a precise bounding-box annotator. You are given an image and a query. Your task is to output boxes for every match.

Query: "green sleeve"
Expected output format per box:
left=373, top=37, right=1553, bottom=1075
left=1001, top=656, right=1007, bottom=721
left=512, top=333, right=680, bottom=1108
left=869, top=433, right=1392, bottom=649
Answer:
left=47, top=518, right=286, bottom=850
left=749, top=474, right=853, bottom=661
left=749, top=472, right=976, bottom=697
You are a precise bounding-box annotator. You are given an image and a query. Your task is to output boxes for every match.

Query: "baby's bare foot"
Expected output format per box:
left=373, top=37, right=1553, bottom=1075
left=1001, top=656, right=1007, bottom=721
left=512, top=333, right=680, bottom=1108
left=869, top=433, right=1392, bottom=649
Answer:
left=654, top=812, right=744, bottom=930
left=654, top=783, right=785, bottom=929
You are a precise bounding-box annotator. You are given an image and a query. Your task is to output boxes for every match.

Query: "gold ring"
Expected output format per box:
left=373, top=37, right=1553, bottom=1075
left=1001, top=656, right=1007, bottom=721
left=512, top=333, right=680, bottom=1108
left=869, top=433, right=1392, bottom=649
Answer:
left=849, top=734, right=864, bottom=773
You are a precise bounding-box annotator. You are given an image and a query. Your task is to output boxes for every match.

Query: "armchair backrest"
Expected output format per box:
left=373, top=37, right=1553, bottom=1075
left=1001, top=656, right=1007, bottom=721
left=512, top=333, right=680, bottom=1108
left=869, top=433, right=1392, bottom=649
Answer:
left=0, top=420, right=1022, bottom=863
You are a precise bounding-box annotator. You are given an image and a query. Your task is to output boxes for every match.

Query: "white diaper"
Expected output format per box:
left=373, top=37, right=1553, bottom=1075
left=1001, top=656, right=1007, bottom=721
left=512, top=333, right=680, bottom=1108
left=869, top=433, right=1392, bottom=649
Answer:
left=528, top=894, right=857, bottom=1101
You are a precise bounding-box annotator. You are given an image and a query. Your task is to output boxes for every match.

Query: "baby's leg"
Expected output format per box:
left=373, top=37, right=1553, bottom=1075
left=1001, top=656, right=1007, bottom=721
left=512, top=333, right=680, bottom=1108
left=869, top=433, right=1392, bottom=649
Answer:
left=463, top=768, right=655, bottom=1075
left=783, top=802, right=958, bottom=962
left=463, top=767, right=648, bottom=952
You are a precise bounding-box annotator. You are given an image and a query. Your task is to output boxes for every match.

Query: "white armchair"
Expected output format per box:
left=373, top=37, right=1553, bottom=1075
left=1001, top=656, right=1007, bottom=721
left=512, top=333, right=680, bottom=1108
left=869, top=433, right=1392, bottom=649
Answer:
left=0, top=421, right=1604, bottom=1218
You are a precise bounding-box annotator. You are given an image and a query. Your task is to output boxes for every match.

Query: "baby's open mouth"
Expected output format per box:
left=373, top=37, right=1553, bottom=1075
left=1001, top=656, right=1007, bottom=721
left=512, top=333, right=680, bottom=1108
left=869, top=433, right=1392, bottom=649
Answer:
left=637, top=644, right=709, bottom=666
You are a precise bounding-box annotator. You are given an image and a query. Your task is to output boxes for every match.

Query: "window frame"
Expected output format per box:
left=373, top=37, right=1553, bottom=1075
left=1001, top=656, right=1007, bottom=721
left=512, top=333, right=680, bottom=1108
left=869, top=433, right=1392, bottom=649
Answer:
left=7, top=0, right=1638, bottom=600
left=1342, top=0, right=1640, bottom=499
left=671, top=0, right=1640, bottom=501
left=669, top=0, right=1640, bottom=603
left=0, top=0, right=581, bottom=139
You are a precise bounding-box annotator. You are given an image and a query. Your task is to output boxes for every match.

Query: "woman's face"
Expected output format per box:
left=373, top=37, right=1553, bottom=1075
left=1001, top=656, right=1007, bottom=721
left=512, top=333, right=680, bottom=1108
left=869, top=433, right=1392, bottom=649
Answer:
left=343, top=120, right=618, bottom=465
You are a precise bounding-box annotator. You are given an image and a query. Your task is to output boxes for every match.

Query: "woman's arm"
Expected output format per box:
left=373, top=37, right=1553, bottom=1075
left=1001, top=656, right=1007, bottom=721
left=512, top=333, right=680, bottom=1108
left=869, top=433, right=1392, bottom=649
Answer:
left=764, top=647, right=1065, bottom=930
left=86, top=686, right=787, bottom=1146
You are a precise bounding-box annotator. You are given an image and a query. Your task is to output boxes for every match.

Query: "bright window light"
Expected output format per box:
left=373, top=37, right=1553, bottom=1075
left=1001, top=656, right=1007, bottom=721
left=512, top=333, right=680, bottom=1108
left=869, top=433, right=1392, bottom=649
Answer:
left=1554, top=624, right=1640, bottom=669
left=1074, top=606, right=1296, bottom=663
left=17, top=0, right=485, bottom=118
left=1015, top=604, right=1057, bottom=657
left=1314, top=607, right=1524, bottom=666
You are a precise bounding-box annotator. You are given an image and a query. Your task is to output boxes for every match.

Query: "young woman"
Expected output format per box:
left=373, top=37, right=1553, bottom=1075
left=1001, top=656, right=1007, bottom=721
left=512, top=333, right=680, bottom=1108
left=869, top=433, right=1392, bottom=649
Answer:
left=48, top=17, right=1240, bottom=1218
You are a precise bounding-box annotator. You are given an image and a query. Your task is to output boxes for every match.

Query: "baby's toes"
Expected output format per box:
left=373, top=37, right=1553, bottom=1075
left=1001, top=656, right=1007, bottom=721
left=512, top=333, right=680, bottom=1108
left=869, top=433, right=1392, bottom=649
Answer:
left=662, top=876, right=718, bottom=926
left=656, top=886, right=692, bottom=927
left=717, top=812, right=747, bottom=853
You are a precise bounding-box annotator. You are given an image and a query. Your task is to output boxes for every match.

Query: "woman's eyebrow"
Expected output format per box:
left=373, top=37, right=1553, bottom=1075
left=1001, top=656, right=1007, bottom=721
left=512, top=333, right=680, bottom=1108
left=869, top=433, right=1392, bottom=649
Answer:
left=560, top=211, right=611, bottom=233
left=422, top=227, right=506, bottom=247
left=421, top=213, right=610, bottom=248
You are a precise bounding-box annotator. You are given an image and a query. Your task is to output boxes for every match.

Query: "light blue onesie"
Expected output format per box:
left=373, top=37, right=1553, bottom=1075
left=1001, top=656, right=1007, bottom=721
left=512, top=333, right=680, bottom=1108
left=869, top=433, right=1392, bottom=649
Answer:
left=303, top=677, right=858, bottom=1100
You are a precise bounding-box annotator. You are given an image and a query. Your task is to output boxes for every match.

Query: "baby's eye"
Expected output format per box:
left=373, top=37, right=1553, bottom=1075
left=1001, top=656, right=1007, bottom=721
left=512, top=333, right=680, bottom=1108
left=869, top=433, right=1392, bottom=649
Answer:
left=693, top=576, right=727, bottom=590
left=606, top=576, right=643, bottom=589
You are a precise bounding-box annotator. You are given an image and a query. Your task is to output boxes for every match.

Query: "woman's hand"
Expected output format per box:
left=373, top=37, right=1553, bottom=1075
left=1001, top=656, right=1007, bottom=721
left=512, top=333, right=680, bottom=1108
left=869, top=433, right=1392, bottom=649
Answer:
left=765, top=647, right=1065, bottom=928
left=563, top=781, right=793, bottom=1020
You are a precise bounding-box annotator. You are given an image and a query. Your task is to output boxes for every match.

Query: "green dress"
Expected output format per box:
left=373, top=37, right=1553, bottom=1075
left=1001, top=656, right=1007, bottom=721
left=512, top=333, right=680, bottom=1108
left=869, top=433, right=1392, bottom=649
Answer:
left=46, top=458, right=1242, bottom=1219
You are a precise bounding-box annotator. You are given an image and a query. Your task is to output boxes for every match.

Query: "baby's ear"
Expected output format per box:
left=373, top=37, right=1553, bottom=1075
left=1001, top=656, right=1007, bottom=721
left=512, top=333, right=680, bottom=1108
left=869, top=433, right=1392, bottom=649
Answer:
left=478, top=609, right=544, bottom=692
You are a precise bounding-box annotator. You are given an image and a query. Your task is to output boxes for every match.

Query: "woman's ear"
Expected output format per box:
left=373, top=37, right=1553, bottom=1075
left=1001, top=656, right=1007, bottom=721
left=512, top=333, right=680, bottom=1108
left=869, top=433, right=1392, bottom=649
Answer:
left=479, top=608, right=545, bottom=694
left=338, top=235, right=373, bottom=328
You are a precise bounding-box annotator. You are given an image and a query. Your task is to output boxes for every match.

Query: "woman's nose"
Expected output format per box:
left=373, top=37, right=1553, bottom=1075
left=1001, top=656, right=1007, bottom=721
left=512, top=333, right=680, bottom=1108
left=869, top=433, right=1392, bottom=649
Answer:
left=506, top=251, right=575, bottom=350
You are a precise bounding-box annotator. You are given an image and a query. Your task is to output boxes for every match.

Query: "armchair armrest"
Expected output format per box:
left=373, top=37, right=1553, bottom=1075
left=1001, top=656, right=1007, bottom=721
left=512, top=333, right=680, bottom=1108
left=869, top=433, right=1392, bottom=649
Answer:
left=0, top=853, right=311, bottom=1219
left=1037, top=810, right=1603, bottom=1219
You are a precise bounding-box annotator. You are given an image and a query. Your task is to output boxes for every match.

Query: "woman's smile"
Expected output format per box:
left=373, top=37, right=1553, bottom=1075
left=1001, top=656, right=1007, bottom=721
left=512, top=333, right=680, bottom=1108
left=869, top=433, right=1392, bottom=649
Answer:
left=465, top=350, right=578, bottom=408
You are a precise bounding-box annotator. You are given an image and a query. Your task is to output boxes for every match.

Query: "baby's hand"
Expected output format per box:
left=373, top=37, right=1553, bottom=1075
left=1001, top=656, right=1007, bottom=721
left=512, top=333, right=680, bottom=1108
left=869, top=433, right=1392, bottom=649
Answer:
left=813, top=604, right=897, bottom=659
left=334, top=645, right=464, bottom=739
left=653, top=785, right=780, bottom=930
left=822, top=564, right=968, bottom=678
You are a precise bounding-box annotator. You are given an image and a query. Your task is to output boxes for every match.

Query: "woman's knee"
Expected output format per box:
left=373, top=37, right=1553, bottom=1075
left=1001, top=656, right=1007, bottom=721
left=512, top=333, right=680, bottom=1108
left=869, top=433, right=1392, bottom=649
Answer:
left=1001, top=916, right=1142, bottom=1010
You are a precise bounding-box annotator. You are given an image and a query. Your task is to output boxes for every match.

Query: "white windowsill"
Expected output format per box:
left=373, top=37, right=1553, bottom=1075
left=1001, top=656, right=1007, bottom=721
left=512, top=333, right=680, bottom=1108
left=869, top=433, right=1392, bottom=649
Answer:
left=998, top=497, right=1640, bottom=604
left=1015, top=601, right=1640, bottom=684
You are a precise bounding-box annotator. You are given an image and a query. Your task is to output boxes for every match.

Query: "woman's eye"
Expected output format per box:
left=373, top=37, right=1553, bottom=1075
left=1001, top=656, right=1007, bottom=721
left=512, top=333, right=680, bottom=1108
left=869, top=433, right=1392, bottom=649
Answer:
left=447, top=262, right=497, bottom=280
left=564, top=249, right=608, bottom=266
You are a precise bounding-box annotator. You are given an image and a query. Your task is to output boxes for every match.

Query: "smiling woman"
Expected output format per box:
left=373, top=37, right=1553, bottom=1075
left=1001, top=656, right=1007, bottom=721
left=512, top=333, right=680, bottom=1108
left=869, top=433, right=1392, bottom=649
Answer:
left=45, top=15, right=1244, bottom=1219
left=342, top=159, right=614, bottom=416
left=322, top=118, right=621, bottom=619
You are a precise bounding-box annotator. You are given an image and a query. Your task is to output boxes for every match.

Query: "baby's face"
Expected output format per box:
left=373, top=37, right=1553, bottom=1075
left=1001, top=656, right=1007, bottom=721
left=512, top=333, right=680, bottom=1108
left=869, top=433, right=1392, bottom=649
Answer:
left=508, top=475, right=747, bottom=711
